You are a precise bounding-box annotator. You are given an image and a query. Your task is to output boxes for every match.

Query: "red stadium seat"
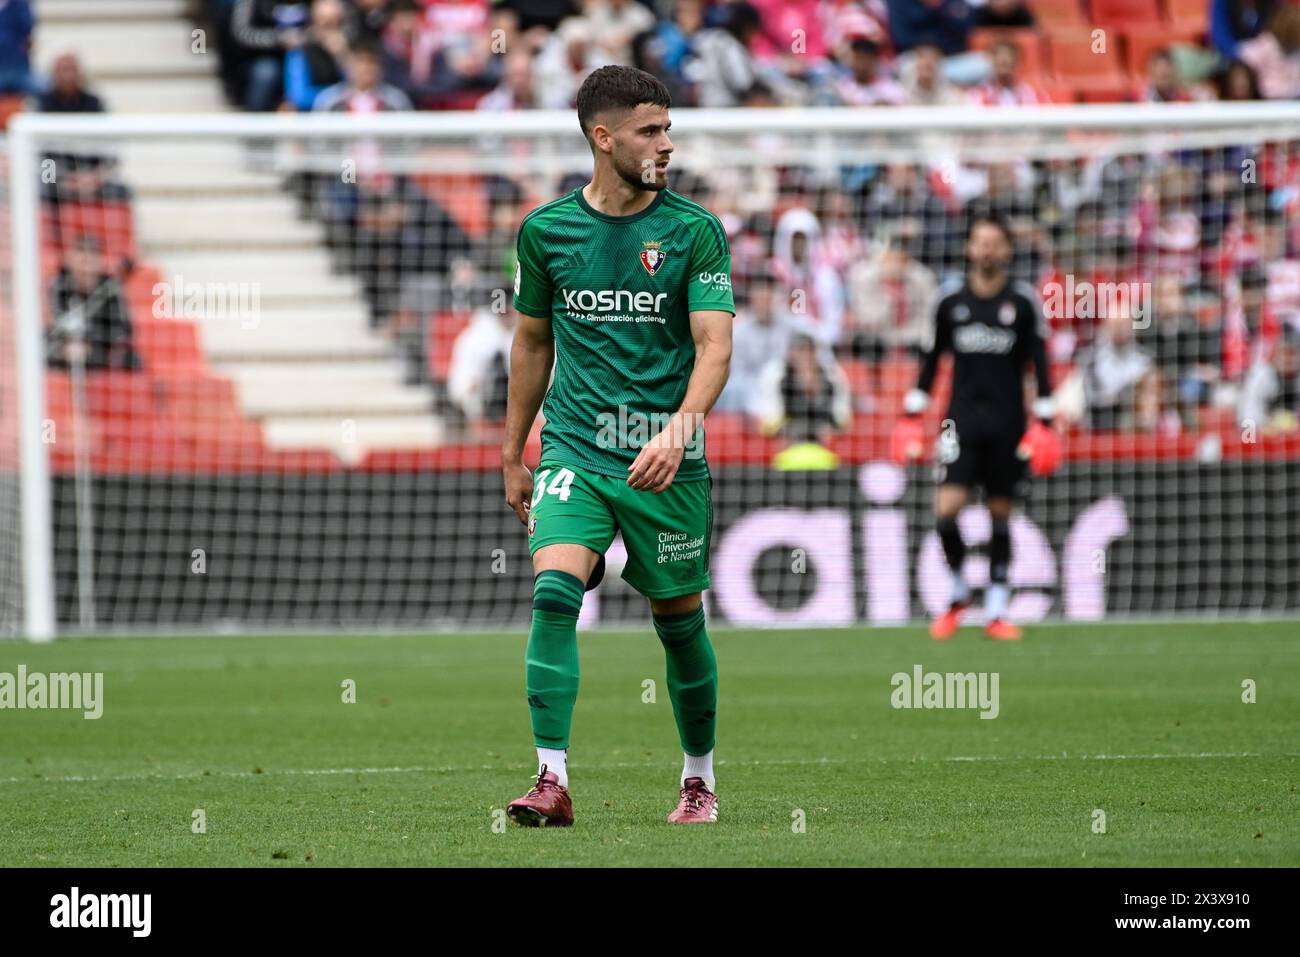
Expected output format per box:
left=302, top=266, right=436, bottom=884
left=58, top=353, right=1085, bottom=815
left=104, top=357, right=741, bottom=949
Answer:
left=1046, top=27, right=1133, bottom=101
left=969, top=28, right=1047, bottom=82
left=879, top=358, right=922, bottom=410
left=94, top=417, right=263, bottom=445
left=0, top=94, right=24, bottom=130
left=80, top=371, right=157, bottom=420
left=1036, top=80, right=1081, bottom=103
left=1029, top=0, right=1084, bottom=27
left=839, top=358, right=872, bottom=397
left=1075, top=87, right=1129, bottom=102
left=1091, top=0, right=1162, bottom=26
left=123, top=265, right=165, bottom=310
left=132, top=317, right=206, bottom=370
left=1162, top=0, right=1210, bottom=33
left=41, top=202, right=137, bottom=264
left=152, top=374, right=242, bottom=423
left=38, top=245, right=62, bottom=286
left=417, top=173, right=489, bottom=237
left=44, top=372, right=74, bottom=419
left=429, top=310, right=472, bottom=382
left=1124, top=28, right=1169, bottom=80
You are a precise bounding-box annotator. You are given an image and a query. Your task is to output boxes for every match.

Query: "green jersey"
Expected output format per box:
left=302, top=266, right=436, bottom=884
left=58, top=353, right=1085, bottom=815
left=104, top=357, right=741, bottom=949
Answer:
left=512, top=187, right=735, bottom=482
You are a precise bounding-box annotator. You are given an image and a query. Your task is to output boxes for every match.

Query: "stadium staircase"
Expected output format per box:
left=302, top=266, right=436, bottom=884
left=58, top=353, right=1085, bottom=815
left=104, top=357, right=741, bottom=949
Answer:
left=32, top=0, right=442, bottom=467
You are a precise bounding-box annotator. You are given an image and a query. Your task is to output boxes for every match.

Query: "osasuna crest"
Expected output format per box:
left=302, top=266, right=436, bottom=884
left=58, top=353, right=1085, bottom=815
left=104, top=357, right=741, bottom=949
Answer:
left=998, top=301, right=1017, bottom=326
left=640, top=241, right=667, bottom=275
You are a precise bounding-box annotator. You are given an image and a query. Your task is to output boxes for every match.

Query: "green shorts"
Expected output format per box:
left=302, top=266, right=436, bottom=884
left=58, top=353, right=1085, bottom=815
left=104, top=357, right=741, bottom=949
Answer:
left=527, top=460, right=713, bottom=599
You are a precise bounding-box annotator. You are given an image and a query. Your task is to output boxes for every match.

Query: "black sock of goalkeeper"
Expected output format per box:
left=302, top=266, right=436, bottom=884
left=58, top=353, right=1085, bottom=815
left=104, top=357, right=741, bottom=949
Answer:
left=937, top=516, right=966, bottom=570
left=987, top=518, right=1012, bottom=620
left=937, top=515, right=969, bottom=605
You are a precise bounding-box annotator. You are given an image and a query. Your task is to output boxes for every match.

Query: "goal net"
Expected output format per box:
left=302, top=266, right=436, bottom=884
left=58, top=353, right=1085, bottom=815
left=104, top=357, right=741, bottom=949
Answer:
left=5, top=104, right=1300, bottom=637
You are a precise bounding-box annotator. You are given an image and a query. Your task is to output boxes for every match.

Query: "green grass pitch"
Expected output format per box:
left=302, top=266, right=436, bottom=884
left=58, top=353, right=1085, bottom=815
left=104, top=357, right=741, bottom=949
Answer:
left=0, top=621, right=1296, bottom=867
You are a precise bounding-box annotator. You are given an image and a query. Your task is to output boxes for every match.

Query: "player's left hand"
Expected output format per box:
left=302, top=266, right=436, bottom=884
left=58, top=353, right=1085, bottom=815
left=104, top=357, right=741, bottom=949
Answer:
left=1017, top=420, right=1062, bottom=477
left=627, top=420, right=687, bottom=493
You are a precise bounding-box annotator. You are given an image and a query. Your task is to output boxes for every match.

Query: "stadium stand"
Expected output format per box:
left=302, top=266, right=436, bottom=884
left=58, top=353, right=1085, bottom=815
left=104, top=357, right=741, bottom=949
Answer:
left=15, top=0, right=1300, bottom=472
left=30, top=0, right=440, bottom=463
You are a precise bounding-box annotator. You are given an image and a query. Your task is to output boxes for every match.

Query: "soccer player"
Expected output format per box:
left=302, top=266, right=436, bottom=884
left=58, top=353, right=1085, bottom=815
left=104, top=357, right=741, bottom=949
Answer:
left=890, top=214, right=1060, bottom=641
left=500, top=66, right=734, bottom=826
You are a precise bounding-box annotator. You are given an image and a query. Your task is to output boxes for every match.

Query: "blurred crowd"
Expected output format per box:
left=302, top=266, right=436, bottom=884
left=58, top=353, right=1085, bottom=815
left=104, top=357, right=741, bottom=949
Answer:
left=664, top=155, right=1297, bottom=443
left=191, top=1, right=1300, bottom=112
left=183, top=0, right=1297, bottom=443
left=8, top=0, right=1299, bottom=447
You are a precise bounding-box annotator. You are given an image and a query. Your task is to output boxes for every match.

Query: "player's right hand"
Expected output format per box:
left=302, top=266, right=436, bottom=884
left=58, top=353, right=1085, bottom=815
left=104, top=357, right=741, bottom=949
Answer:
left=502, top=460, right=533, bottom=526
left=890, top=417, right=926, bottom=465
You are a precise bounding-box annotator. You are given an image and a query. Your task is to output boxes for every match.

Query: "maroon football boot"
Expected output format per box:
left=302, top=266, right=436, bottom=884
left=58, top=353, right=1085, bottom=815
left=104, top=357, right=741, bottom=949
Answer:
left=506, top=765, right=574, bottom=827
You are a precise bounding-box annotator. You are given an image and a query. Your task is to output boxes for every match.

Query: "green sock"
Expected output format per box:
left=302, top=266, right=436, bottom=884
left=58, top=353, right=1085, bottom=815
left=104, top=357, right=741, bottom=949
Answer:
left=653, top=605, right=717, bottom=756
left=526, top=570, right=584, bottom=750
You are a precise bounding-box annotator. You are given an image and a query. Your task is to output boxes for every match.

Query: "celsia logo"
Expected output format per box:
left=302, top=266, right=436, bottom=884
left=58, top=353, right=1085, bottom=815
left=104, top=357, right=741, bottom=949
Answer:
left=562, top=288, right=667, bottom=313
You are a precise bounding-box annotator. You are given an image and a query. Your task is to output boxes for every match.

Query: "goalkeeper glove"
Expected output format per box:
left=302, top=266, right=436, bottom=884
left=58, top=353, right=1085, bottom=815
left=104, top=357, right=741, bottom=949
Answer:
left=1018, top=401, right=1061, bottom=477
left=890, top=418, right=927, bottom=464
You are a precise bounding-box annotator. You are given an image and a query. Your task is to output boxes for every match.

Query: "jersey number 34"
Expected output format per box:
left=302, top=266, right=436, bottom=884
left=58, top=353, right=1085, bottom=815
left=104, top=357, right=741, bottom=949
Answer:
left=532, top=468, right=576, bottom=506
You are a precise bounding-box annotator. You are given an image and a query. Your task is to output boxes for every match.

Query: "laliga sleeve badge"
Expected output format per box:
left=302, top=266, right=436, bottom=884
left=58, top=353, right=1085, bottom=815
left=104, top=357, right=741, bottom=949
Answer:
left=527, top=514, right=537, bottom=537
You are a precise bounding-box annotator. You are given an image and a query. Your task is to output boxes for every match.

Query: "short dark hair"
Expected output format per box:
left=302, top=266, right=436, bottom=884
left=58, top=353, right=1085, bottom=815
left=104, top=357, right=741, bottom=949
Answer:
left=484, top=174, right=523, bottom=208
left=725, top=2, right=762, bottom=41
left=967, top=211, right=1014, bottom=244
left=349, top=40, right=383, bottom=64
left=576, top=65, right=671, bottom=141
left=1218, top=58, right=1262, bottom=99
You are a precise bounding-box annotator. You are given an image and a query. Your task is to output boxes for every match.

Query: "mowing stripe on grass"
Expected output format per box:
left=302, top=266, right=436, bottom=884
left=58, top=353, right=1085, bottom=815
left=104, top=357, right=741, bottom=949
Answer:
left=4, top=751, right=1294, bottom=786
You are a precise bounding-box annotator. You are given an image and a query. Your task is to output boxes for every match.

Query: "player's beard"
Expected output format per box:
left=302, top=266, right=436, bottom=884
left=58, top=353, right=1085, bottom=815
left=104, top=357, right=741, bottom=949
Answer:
left=973, top=259, right=1007, bottom=283
left=613, top=151, right=668, bottom=193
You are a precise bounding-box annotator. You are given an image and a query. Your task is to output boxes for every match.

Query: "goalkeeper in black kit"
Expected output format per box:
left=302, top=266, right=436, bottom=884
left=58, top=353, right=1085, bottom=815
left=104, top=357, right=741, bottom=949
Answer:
left=890, top=214, right=1061, bottom=641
